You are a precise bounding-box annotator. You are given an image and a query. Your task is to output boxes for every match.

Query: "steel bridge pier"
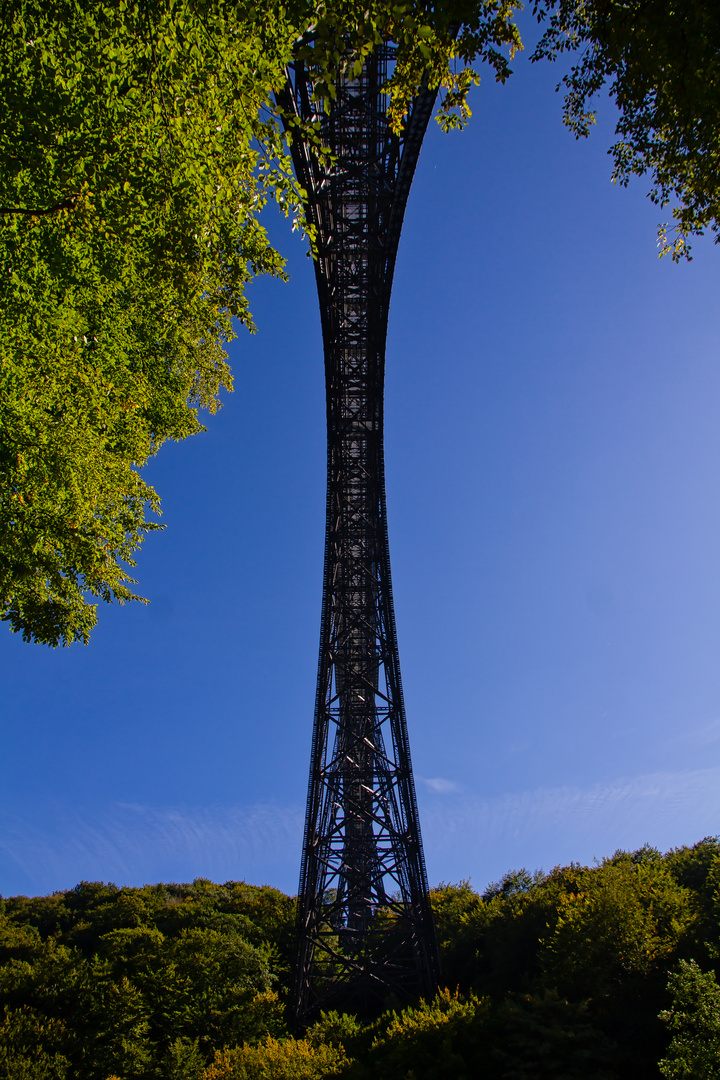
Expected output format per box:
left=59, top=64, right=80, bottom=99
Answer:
left=281, top=47, right=441, bottom=1024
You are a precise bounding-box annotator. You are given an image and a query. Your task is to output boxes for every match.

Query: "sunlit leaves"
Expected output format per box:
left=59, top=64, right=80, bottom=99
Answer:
left=0, top=0, right=525, bottom=646
left=660, top=960, right=720, bottom=1080
left=298, top=0, right=523, bottom=134
left=0, top=0, right=301, bottom=645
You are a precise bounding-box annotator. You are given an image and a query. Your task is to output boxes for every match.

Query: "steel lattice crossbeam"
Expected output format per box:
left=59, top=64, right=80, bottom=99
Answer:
left=280, top=46, right=440, bottom=1024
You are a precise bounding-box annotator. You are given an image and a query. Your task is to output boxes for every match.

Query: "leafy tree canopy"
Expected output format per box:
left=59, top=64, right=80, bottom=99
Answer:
left=532, top=0, right=720, bottom=260
left=1, top=0, right=297, bottom=646
left=4, top=840, right=720, bottom=1078
left=659, top=959, right=720, bottom=1080
left=0, top=0, right=520, bottom=648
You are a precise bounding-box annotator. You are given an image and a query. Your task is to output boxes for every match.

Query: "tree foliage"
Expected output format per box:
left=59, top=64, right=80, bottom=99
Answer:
left=3, top=839, right=720, bottom=1077
left=0, top=878, right=294, bottom=1078
left=0, top=0, right=522, bottom=647
left=532, top=0, right=720, bottom=259
left=659, top=959, right=720, bottom=1080
left=0, top=0, right=303, bottom=646
left=204, top=1035, right=349, bottom=1080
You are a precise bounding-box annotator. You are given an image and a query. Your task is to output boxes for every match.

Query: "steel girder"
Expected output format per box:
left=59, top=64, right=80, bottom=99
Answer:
left=281, top=46, right=440, bottom=1024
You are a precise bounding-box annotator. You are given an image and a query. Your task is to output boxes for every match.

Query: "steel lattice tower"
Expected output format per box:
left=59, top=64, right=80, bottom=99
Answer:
left=281, top=45, right=440, bottom=1024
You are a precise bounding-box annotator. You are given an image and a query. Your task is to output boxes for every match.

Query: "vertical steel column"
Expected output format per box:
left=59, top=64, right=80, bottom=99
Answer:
left=282, top=47, right=440, bottom=1024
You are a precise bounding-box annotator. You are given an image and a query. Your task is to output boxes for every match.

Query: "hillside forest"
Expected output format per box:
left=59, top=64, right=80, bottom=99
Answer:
left=2, top=837, right=720, bottom=1078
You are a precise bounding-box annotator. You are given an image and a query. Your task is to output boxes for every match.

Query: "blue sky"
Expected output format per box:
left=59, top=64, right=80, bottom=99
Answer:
left=4, top=39, right=720, bottom=898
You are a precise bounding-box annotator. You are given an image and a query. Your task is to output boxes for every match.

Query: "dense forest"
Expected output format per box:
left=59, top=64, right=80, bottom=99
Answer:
left=2, top=838, right=720, bottom=1078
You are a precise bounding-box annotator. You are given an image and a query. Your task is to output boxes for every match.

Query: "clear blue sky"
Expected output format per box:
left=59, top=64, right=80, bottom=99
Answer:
left=4, top=38, right=720, bottom=899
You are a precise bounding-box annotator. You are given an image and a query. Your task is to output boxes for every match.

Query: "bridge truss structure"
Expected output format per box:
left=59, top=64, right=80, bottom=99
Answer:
left=281, top=45, right=441, bottom=1025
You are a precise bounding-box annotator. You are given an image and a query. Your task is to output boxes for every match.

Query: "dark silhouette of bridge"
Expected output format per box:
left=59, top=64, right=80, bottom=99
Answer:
left=281, top=47, right=440, bottom=1024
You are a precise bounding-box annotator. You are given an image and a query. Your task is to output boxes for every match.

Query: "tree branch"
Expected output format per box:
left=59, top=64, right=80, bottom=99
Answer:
left=0, top=195, right=80, bottom=216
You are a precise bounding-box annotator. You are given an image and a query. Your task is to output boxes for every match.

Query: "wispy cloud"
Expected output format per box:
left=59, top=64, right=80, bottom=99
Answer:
left=666, top=717, right=720, bottom=747
left=2, top=767, right=719, bottom=899
left=0, top=802, right=303, bottom=897
left=419, top=767, right=720, bottom=888
left=419, top=777, right=462, bottom=795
